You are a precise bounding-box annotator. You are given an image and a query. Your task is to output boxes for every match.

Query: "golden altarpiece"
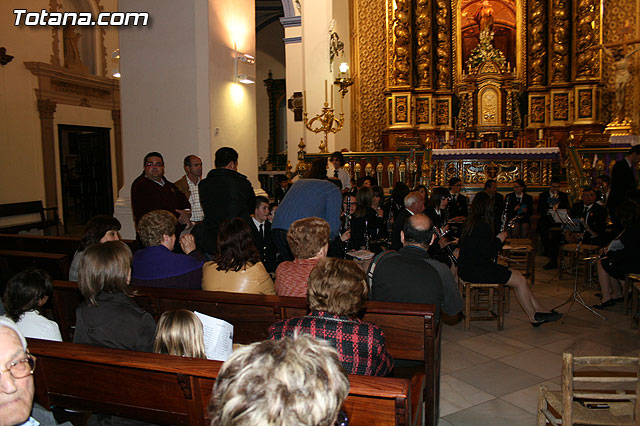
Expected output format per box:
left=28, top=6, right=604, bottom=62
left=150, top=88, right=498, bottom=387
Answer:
left=296, top=0, right=638, bottom=193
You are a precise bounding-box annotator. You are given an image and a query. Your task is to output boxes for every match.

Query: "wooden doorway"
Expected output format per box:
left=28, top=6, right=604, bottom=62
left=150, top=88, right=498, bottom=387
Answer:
left=58, top=125, right=113, bottom=234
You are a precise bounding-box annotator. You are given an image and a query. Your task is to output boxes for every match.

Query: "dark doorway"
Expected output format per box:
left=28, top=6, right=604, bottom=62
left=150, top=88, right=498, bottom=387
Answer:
left=58, top=125, right=113, bottom=234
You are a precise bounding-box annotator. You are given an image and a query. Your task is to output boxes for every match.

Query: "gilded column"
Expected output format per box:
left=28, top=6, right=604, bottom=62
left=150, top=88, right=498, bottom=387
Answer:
left=528, top=0, right=547, bottom=86
left=550, top=0, right=570, bottom=83
left=435, top=0, right=451, bottom=90
left=112, top=109, right=124, bottom=191
left=37, top=99, right=57, bottom=208
left=574, top=0, right=600, bottom=79
left=388, top=0, right=412, bottom=87
left=415, top=0, right=432, bottom=88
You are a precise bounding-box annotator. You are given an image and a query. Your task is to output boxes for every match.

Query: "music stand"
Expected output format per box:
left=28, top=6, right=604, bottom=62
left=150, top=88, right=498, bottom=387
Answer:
left=552, top=215, right=606, bottom=321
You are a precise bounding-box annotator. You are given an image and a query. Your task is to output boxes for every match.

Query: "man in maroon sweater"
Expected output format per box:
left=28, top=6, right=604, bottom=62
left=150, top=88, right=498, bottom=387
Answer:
left=130, top=152, right=191, bottom=233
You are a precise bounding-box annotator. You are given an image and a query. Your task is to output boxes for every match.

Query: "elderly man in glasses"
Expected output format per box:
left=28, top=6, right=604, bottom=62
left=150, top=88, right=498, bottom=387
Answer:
left=0, top=317, right=68, bottom=426
left=130, top=151, right=192, bottom=236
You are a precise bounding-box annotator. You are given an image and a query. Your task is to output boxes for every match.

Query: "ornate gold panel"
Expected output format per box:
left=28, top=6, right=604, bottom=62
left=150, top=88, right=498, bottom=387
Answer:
left=551, top=91, right=570, bottom=122
left=478, top=85, right=500, bottom=126
left=434, top=159, right=550, bottom=186
left=435, top=98, right=450, bottom=126
left=529, top=95, right=547, bottom=124
left=416, top=97, right=430, bottom=124
left=388, top=0, right=412, bottom=87
left=415, top=0, right=432, bottom=87
left=435, top=0, right=451, bottom=90
left=395, top=96, right=409, bottom=122
left=575, top=86, right=598, bottom=122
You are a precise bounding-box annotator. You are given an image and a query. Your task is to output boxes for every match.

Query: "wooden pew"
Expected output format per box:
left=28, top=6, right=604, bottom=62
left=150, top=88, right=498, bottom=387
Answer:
left=0, top=233, right=138, bottom=254
left=0, top=250, right=71, bottom=281
left=51, top=281, right=440, bottom=425
left=0, top=201, right=59, bottom=234
left=28, top=339, right=423, bottom=426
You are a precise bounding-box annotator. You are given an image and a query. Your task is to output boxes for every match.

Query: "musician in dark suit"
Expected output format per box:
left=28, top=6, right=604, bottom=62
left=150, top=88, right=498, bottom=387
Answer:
left=566, top=186, right=608, bottom=247
left=608, top=145, right=640, bottom=224
left=504, top=179, right=534, bottom=238
left=250, top=196, right=279, bottom=273
left=484, top=179, right=504, bottom=233
left=537, top=178, right=571, bottom=269
left=448, top=177, right=468, bottom=220
left=424, top=187, right=456, bottom=268
left=274, top=175, right=290, bottom=205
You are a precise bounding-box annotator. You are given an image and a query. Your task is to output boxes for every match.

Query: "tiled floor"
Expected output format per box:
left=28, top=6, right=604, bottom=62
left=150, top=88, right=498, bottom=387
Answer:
left=438, top=255, right=640, bottom=426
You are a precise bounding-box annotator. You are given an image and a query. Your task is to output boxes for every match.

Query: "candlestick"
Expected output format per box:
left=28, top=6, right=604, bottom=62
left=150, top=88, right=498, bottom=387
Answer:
left=330, top=84, right=334, bottom=109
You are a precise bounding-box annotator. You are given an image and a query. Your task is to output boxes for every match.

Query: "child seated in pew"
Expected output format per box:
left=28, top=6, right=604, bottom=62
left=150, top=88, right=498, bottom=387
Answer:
left=210, top=335, right=349, bottom=426
left=153, top=309, right=206, bottom=358
left=3, top=268, right=62, bottom=341
left=74, top=241, right=156, bottom=352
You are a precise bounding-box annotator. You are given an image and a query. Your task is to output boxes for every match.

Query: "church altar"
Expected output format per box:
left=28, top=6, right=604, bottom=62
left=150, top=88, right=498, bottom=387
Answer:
left=301, top=146, right=559, bottom=189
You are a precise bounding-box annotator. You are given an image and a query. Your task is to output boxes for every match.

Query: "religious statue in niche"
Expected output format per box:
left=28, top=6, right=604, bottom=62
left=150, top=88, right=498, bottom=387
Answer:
left=63, top=25, right=89, bottom=74
left=474, top=0, right=494, bottom=33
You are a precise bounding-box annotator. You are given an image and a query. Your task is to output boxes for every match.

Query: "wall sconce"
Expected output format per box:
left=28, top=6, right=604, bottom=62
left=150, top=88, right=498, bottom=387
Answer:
left=0, top=47, right=14, bottom=66
left=234, top=46, right=255, bottom=84
left=334, top=61, right=353, bottom=98
left=111, top=49, right=120, bottom=78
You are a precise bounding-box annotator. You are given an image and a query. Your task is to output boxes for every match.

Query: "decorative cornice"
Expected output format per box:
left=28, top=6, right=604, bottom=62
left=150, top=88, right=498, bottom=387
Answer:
left=279, top=16, right=301, bottom=27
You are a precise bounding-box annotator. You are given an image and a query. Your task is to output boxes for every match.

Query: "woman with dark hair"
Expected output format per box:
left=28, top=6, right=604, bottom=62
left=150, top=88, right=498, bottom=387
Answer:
left=348, top=187, right=383, bottom=250
left=69, top=215, right=121, bottom=281
left=75, top=241, right=156, bottom=351
left=425, top=187, right=456, bottom=267
left=3, top=268, right=62, bottom=341
left=593, top=200, right=640, bottom=309
left=202, top=218, right=275, bottom=294
left=371, top=186, right=385, bottom=219
left=458, top=192, right=560, bottom=326
left=504, top=179, right=533, bottom=238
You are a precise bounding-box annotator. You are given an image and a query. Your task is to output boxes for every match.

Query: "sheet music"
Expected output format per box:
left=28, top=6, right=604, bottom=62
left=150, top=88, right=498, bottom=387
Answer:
left=194, top=311, right=234, bottom=361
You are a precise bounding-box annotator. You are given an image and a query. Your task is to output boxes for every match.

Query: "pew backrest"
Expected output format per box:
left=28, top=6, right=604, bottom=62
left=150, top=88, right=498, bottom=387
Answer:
left=0, top=201, right=59, bottom=234
left=28, top=339, right=422, bottom=426
left=52, top=281, right=440, bottom=425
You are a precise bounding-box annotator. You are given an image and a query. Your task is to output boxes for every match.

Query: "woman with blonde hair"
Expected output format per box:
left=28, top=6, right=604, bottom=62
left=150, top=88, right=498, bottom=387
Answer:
left=153, top=309, right=206, bottom=358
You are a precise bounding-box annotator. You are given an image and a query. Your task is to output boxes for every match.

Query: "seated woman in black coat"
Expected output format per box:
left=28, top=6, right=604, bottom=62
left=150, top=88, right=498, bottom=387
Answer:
left=504, top=179, right=534, bottom=238
left=458, top=192, right=561, bottom=326
left=593, top=201, right=640, bottom=309
left=74, top=241, right=156, bottom=351
left=348, top=187, right=384, bottom=250
left=424, top=187, right=457, bottom=268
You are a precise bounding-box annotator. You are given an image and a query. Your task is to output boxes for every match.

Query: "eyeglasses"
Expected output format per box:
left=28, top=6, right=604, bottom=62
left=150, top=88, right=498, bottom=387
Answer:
left=1, top=354, right=36, bottom=379
left=145, top=162, right=164, bottom=167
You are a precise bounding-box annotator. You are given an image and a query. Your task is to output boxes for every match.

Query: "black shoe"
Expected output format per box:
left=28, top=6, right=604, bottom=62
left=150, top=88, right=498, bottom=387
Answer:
left=592, top=299, right=616, bottom=309
left=543, top=261, right=558, bottom=270
left=612, top=296, right=625, bottom=303
left=534, top=311, right=562, bottom=322
left=594, top=292, right=602, bottom=297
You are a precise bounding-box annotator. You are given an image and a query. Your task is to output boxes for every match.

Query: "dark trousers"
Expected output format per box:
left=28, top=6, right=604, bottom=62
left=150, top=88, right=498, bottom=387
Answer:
left=272, top=228, right=294, bottom=261
left=538, top=215, right=562, bottom=262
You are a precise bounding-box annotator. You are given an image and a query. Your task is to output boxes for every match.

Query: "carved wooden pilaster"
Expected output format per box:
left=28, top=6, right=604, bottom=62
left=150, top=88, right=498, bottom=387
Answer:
left=415, top=0, right=432, bottom=88
left=550, top=0, right=571, bottom=84
left=388, top=0, right=412, bottom=88
left=528, top=0, right=547, bottom=86
left=435, top=0, right=451, bottom=90
left=574, top=0, right=600, bottom=79
left=111, top=109, right=123, bottom=190
left=49, top=0, right=61, bottom=66
left=37, top=99, right=58, bottom=208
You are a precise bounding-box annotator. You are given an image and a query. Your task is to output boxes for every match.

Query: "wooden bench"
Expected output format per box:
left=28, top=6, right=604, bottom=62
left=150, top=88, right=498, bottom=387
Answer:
left=0, top=201, right=59, bottom=234
left=0, top=250, right=71, bottom=281
left=28, top=339, right=424, bottom=426
left=52, top=281, right=441, bottom=426
left=0, top=233, right=137, bottom=254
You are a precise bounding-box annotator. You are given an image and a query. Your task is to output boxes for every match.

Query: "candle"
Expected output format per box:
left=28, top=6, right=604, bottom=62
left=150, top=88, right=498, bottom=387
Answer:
left=304, top=90, right=307, bottom=112
left=330, top=84, right=334, bottom=109
left=445, top=131, right=450, bottom=140
left=538, top=129, right=543, bottom=139
left=324, top=80, right=328, bottom=104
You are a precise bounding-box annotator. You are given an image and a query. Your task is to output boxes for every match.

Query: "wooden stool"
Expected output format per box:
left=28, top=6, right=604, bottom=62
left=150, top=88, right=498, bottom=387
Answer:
left=503, top=240, right=535, bottom=287
left=629, top=273, right=640, bottom=329
left=559, top=243, right=599, bottom=282
left=458, top=278, right=505, bottom=331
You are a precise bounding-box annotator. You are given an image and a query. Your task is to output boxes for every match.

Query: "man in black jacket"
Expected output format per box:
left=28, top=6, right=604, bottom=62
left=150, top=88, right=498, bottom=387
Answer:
left=537, top=178, right=571, bottom=269
left=567, top=186, right=608, bottom=247
left=609, top=145, right=640, bottom=224
left=448, top=177, right=468, bottom=220
left=195, top=147, right=255, bottom=255
left=250, top=196, right=279, bottom=272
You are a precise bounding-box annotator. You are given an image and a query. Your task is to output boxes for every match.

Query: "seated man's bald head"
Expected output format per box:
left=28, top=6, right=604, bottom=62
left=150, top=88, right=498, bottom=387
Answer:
left=401, top=214, right=435, bottom=247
